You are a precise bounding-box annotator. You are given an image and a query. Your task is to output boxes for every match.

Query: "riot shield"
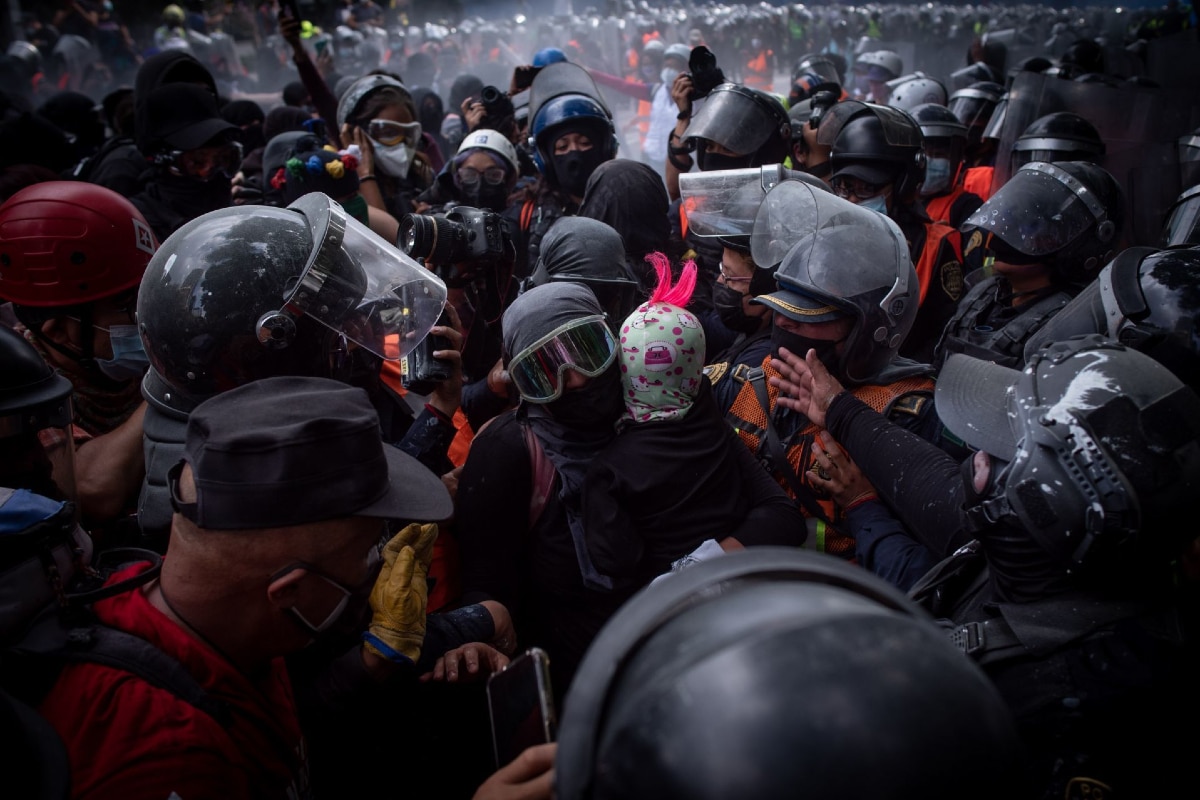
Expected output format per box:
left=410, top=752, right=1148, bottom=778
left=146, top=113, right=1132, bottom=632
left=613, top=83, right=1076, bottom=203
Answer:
left=990, top=70, right=1200, bottom=246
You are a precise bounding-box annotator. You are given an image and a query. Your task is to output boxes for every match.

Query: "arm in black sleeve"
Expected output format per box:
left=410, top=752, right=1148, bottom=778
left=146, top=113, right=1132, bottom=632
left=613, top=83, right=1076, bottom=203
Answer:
left=846, top=499, right=940, bottom=592
left=825, top=392, right=971, bottom=559
left=582, top=455, right=643, bottom=581
left=726, top=435, right=808, bottom=547
left=460, top=377, right=515, bottom=433
left=453, top=415, right=531, bottom=610
left=392, top=405, right=455, bottom=477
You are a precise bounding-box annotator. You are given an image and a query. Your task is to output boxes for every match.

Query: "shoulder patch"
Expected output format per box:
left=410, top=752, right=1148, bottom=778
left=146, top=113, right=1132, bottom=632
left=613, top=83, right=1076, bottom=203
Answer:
left=890, top=394, right=929, bottom=417
left=1065, top=777, right=1112, bottom=800
left=704, top=362, right=729, bottom=385
left=941, top=261, right=965, bottom=301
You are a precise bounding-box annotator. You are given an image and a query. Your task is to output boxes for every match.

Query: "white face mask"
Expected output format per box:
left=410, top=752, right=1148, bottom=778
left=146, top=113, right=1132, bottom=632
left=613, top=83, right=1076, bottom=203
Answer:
left=922, top=156, right=953, bottom=196
left=372, top=140, right=413, bottom=178
left=661, top=67, right=679, bottom=86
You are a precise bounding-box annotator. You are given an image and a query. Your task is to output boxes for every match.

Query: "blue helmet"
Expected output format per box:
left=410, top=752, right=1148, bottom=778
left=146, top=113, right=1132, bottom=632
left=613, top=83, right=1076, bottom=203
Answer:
left=533, top=47, right=568, bottom=68
left=529, top=94, right=618, bottom=184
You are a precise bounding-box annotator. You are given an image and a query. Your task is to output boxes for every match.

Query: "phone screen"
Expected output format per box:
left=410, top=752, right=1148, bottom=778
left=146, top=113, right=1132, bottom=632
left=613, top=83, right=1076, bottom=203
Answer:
left=486, top=648, right=556, bottom=769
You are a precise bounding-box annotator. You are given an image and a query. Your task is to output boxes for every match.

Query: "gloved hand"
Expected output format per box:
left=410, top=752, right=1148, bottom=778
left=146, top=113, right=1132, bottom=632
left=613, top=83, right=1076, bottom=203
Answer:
left=362, top=522, right=439, bottom=665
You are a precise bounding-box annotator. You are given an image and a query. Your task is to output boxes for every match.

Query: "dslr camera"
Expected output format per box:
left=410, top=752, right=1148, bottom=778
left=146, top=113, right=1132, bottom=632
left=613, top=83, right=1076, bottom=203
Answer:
left=808, top=90, right=840, bottom=130
left=478, top=85, right=515, bottom=124
left=398, top=205, right=511, bottom=268
left=686, top=46, right=727, bottom=101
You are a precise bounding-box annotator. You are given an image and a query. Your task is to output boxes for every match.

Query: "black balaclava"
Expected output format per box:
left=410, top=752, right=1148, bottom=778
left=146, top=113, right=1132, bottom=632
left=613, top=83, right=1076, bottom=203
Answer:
left=771, top=317, right=841, bottom=373
left=578, top=159, right=669, bottom=264
left=529, top=217, right=637, bottom=323
left=549, top=120, right=610, bottom=198
left=133, top=50, right=217, bottom=154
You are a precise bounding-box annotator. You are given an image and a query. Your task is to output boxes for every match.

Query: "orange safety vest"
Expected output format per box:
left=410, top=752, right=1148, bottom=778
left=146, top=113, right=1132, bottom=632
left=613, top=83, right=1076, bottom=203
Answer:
left=726, top=357, right=934, bottom=558
left=744, top=49, right=774, bottom=91
left=923, top=184, right=969, bottom=227
left=914, top=221, right=962, bottom=307
left=963, top=165, right=995, bottom=201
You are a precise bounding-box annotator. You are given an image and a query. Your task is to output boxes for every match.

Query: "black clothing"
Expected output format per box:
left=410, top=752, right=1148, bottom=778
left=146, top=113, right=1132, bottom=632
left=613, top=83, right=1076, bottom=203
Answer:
left=75, top=136, right=146, bottom=198
left=577, top=159, right=673, bottom=291
left=583, top=380, right=803, bottom=586
left=130, top=173, right=232, bottom=243
left=706, top=326, right=773, bottom=413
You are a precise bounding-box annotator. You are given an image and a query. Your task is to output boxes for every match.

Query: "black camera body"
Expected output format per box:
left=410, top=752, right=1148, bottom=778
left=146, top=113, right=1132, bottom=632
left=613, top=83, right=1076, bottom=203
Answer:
left=809, top=90, right=840, bottom=130
left=686, top=46, right=726, bottom=101
left=398, top=206, right=511, bottom=267
left=479, top=85, right=515, bottom=123
left=401, top=308, right=453, bottom=395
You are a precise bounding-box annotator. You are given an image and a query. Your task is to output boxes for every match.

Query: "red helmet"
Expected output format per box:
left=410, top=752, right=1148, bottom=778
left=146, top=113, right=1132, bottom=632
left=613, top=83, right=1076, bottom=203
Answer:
left=0, top=182, right=157, bottom=308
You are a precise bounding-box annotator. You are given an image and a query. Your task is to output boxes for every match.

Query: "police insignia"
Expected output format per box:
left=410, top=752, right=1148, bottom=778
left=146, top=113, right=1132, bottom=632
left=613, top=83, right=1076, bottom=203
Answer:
left=964, top=229, right=983, bottom=257
left=941, top=261, right=964, bottom=300
left=1065, top=777, right=1112, bottom=799
left=704, top=362, right=729, bottom=385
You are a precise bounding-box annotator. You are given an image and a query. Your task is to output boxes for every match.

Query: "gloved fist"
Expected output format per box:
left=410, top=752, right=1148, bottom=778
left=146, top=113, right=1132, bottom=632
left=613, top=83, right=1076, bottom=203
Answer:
left=363, top=523, right=439, bottom=665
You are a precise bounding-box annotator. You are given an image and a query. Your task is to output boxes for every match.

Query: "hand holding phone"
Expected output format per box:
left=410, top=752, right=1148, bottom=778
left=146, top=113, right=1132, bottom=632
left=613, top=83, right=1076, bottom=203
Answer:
left=487, top=647, right=556, bottom=770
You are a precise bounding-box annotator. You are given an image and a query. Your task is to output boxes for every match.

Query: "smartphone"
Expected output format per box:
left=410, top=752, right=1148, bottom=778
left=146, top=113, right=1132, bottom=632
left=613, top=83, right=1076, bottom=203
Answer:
left=486, top=647, right=556, bottom=769
left=512, top=65, right=538, bottom=92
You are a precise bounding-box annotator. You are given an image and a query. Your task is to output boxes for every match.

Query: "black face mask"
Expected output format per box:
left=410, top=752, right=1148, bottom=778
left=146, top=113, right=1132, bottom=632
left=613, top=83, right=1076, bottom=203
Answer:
left=547, top=365, right=623, bottom=429
left=462, top=181, right=510, bottom=211
left=771, top=325, right=841, bottom=374
left=552, top=147, right=608, bottom=197
left=698, top=148, right=755, bottom=172
left=713, top=282, right=761, bottom=335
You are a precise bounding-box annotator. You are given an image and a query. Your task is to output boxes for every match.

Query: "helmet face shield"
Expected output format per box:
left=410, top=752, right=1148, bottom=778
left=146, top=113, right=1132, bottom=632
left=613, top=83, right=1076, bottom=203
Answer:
left=679, top=165, right=823, bottom=239
left=507, top=315, right=617, bottom=403
left=1162, top=187, right=1200, bottom=248
left=284, top=193, right=447, bottom=362
left=962, top=164, right=1105, bottom=259
left=683, top=85, right=784, bottom=156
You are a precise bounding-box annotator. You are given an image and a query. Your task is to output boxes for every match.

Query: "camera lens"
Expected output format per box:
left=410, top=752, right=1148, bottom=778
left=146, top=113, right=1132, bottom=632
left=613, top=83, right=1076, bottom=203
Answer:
left=398, top=213, right=438, bottom=259
left=481, top=85, right=502, bottom=104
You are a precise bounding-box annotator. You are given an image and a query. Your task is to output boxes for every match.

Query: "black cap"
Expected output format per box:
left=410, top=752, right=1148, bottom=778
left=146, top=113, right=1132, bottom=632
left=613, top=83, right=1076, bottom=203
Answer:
left=175, top=376, right=452, bottom=530
left=144, top=83, right=237, bottom=151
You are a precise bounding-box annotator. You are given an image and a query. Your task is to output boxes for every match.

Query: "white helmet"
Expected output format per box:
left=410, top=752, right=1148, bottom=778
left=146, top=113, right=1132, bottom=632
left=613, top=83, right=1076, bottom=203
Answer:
left=855, top=50, right=903, bottom=81
left=886, top=73, right=948, bottom=112
left=456, top=128, right=518, bottom=174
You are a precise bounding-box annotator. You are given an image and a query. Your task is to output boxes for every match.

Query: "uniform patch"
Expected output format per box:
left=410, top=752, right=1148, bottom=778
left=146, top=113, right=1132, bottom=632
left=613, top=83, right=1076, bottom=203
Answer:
left=963, top=229, right=983, bottom=257
left=941, top=261, right=964, bottom=300
left=703, top=362, right=729, bottom=385
left=890, top=394, right=928, bottom=417
left=1065, top=777, right=1112, bottom=799
left=133, top=219, right=155, bottom=255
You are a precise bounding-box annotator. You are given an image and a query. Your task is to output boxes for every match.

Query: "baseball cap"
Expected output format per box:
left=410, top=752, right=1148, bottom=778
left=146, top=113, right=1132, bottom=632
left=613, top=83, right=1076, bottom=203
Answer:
left=172, top=376, right=452, bottom=530
left=752, top=282, right=845, bottom=323
left=143, top=83, right=238, bottom=151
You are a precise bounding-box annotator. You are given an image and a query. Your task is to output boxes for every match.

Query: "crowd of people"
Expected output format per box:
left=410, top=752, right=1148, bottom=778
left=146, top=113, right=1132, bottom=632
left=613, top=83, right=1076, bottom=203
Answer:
left=2, top=0, right=1200, bottom=798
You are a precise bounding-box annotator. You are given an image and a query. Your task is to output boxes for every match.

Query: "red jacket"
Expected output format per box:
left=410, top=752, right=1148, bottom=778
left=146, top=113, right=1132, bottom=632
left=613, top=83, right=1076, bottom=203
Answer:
left=39, top=563, right=311, bottom=799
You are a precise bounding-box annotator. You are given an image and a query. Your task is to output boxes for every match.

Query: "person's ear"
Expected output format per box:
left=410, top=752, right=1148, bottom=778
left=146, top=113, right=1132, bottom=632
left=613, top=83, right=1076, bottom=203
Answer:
left=39, top=316, right=74, bottom=348
left=267, top=567, right=308, bottom=610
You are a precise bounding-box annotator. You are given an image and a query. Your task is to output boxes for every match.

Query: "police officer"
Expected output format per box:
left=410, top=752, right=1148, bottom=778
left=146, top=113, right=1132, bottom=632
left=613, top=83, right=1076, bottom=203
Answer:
left=910, top=102, right=983, bottom=229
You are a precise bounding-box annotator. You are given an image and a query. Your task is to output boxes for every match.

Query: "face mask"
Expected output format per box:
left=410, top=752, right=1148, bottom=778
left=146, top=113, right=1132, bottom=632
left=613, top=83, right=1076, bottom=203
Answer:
left=97, top=324, right=150, bottom=381
left=698, top=148, right=755, bottom=172
left=857, top=193, right=889, bottom=216
left=340, top=193, right=370, bottom=225
left=922, top=156, right=953, bottom=196
left=713, top=282, right=761, bottom=335
left=462, top=181, right=510, bottom=211
left=661, top=67, right=679, bottom=85
left=373, top=139, right=413, bottom=178
left=552, top=147, right=607, bottom=198
left=278, top=549, right=383, bottom=645
left=547, top=366, right=623, bottom=429
left=771, top=325, right=841, bottom=374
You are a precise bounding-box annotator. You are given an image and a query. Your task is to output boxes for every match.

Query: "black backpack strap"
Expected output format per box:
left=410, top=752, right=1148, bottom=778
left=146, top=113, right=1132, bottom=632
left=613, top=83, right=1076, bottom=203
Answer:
left=12, top=609, right=233, bottom=729
left=747, top=367, right=834, bottom=526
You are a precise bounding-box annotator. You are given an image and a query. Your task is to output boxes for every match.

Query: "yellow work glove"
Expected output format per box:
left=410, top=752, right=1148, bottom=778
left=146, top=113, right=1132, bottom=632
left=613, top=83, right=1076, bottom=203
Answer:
left=362, top=522, right=439, bottom=665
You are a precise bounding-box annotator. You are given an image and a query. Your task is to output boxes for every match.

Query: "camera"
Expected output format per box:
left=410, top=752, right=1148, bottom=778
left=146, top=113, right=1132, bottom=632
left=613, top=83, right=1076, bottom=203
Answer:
left=686, top=46, right=726, bottom=101
left=398, top=206, right=511, bottom=267
left=478, top=85, right=515, bottom=123
left=809, top=90, right=840, bottom=130
left=401, top=306, right=453, bottom=395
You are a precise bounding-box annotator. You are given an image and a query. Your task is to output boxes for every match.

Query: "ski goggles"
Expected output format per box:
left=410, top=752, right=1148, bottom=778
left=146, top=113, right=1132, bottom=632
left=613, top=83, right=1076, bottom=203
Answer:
left=507, top=315, right=617, bottom=403
left=366, top=119, right=422, bottom=148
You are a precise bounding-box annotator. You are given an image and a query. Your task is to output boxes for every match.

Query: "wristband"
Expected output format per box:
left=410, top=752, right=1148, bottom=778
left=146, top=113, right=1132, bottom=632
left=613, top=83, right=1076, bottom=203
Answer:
left=362, top=631, right=414, bottom=665
left=359, top=174, right=377, bottom=182
left=676, top=110, right=692, bottom=120
left=668, top=153, right=693, bottom=172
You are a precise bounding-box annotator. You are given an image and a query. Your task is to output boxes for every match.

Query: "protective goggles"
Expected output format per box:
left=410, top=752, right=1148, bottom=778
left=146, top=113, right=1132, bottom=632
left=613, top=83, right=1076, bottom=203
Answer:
left=507, top=315, right=617, bottom=403
left=367, top=119, right=422, bottom=148
left=167, top=141, right=243, bottom=180
left=457, top=166, right=507, bottom=186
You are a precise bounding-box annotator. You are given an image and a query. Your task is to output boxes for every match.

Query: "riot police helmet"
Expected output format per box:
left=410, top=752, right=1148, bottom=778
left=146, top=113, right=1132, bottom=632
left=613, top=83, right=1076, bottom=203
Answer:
left=1010, top=111, right=1105, bottom=172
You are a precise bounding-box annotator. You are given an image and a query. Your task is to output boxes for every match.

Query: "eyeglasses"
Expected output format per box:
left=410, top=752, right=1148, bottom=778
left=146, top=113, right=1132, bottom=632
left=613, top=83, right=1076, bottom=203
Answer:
left=167, top=142, right=243, bottom=180
left=831, top=176, right=887, bottom=200
left=367, top=119, right=421, bottom=148
left=507, top=315, right=617, bottom=403
left=718, top=263, right=753, bottom=285
left=457, top=166, right=507, bottom=186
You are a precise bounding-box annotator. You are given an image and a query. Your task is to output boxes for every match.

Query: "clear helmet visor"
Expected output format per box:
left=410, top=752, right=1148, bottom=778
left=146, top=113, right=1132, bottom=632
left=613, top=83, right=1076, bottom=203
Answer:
left=679, top=165, right=824, bottom=239
left=283, top=193, right=447, bottom=361
left=961, top=165, right=1101, bottom=258
left=0, top=401, right=77, bottom=506
left=1162, top=191, right=1200, bottom=248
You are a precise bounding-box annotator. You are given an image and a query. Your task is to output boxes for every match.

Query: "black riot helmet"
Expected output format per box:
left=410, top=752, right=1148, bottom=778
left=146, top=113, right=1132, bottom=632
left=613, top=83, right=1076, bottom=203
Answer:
left=938, top=335, right=1200, bottom=579
left=911, top=102, right=968, bottom=196
left=960, top=161, right=1123, bottom=283
left=749, top=181, right=922, bottom=386
left=1162, top=184, right=1200, bottom=248
left=821, top=100, right=927, bottom=204
left=947, top=81, right=1004, bottom=150
left=682, top=83, right=791, bottom=171
left=1010, top=111, right=1105, bottom=173
left=555, top=549, right=1030, bottom=800
left=1179, top=125, right=1200, bottom=191
left=0, top=326, right=76, bottom=502
left=1023, top=246, right=1200, bottom=391
left=137, top=193, right=447, bottom=414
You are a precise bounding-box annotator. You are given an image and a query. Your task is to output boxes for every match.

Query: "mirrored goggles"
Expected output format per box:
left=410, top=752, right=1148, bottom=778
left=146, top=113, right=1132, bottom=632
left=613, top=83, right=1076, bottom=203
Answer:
left=507, top=315, right=617, bottom=403
left=367, top=119, right=422, bottom=148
